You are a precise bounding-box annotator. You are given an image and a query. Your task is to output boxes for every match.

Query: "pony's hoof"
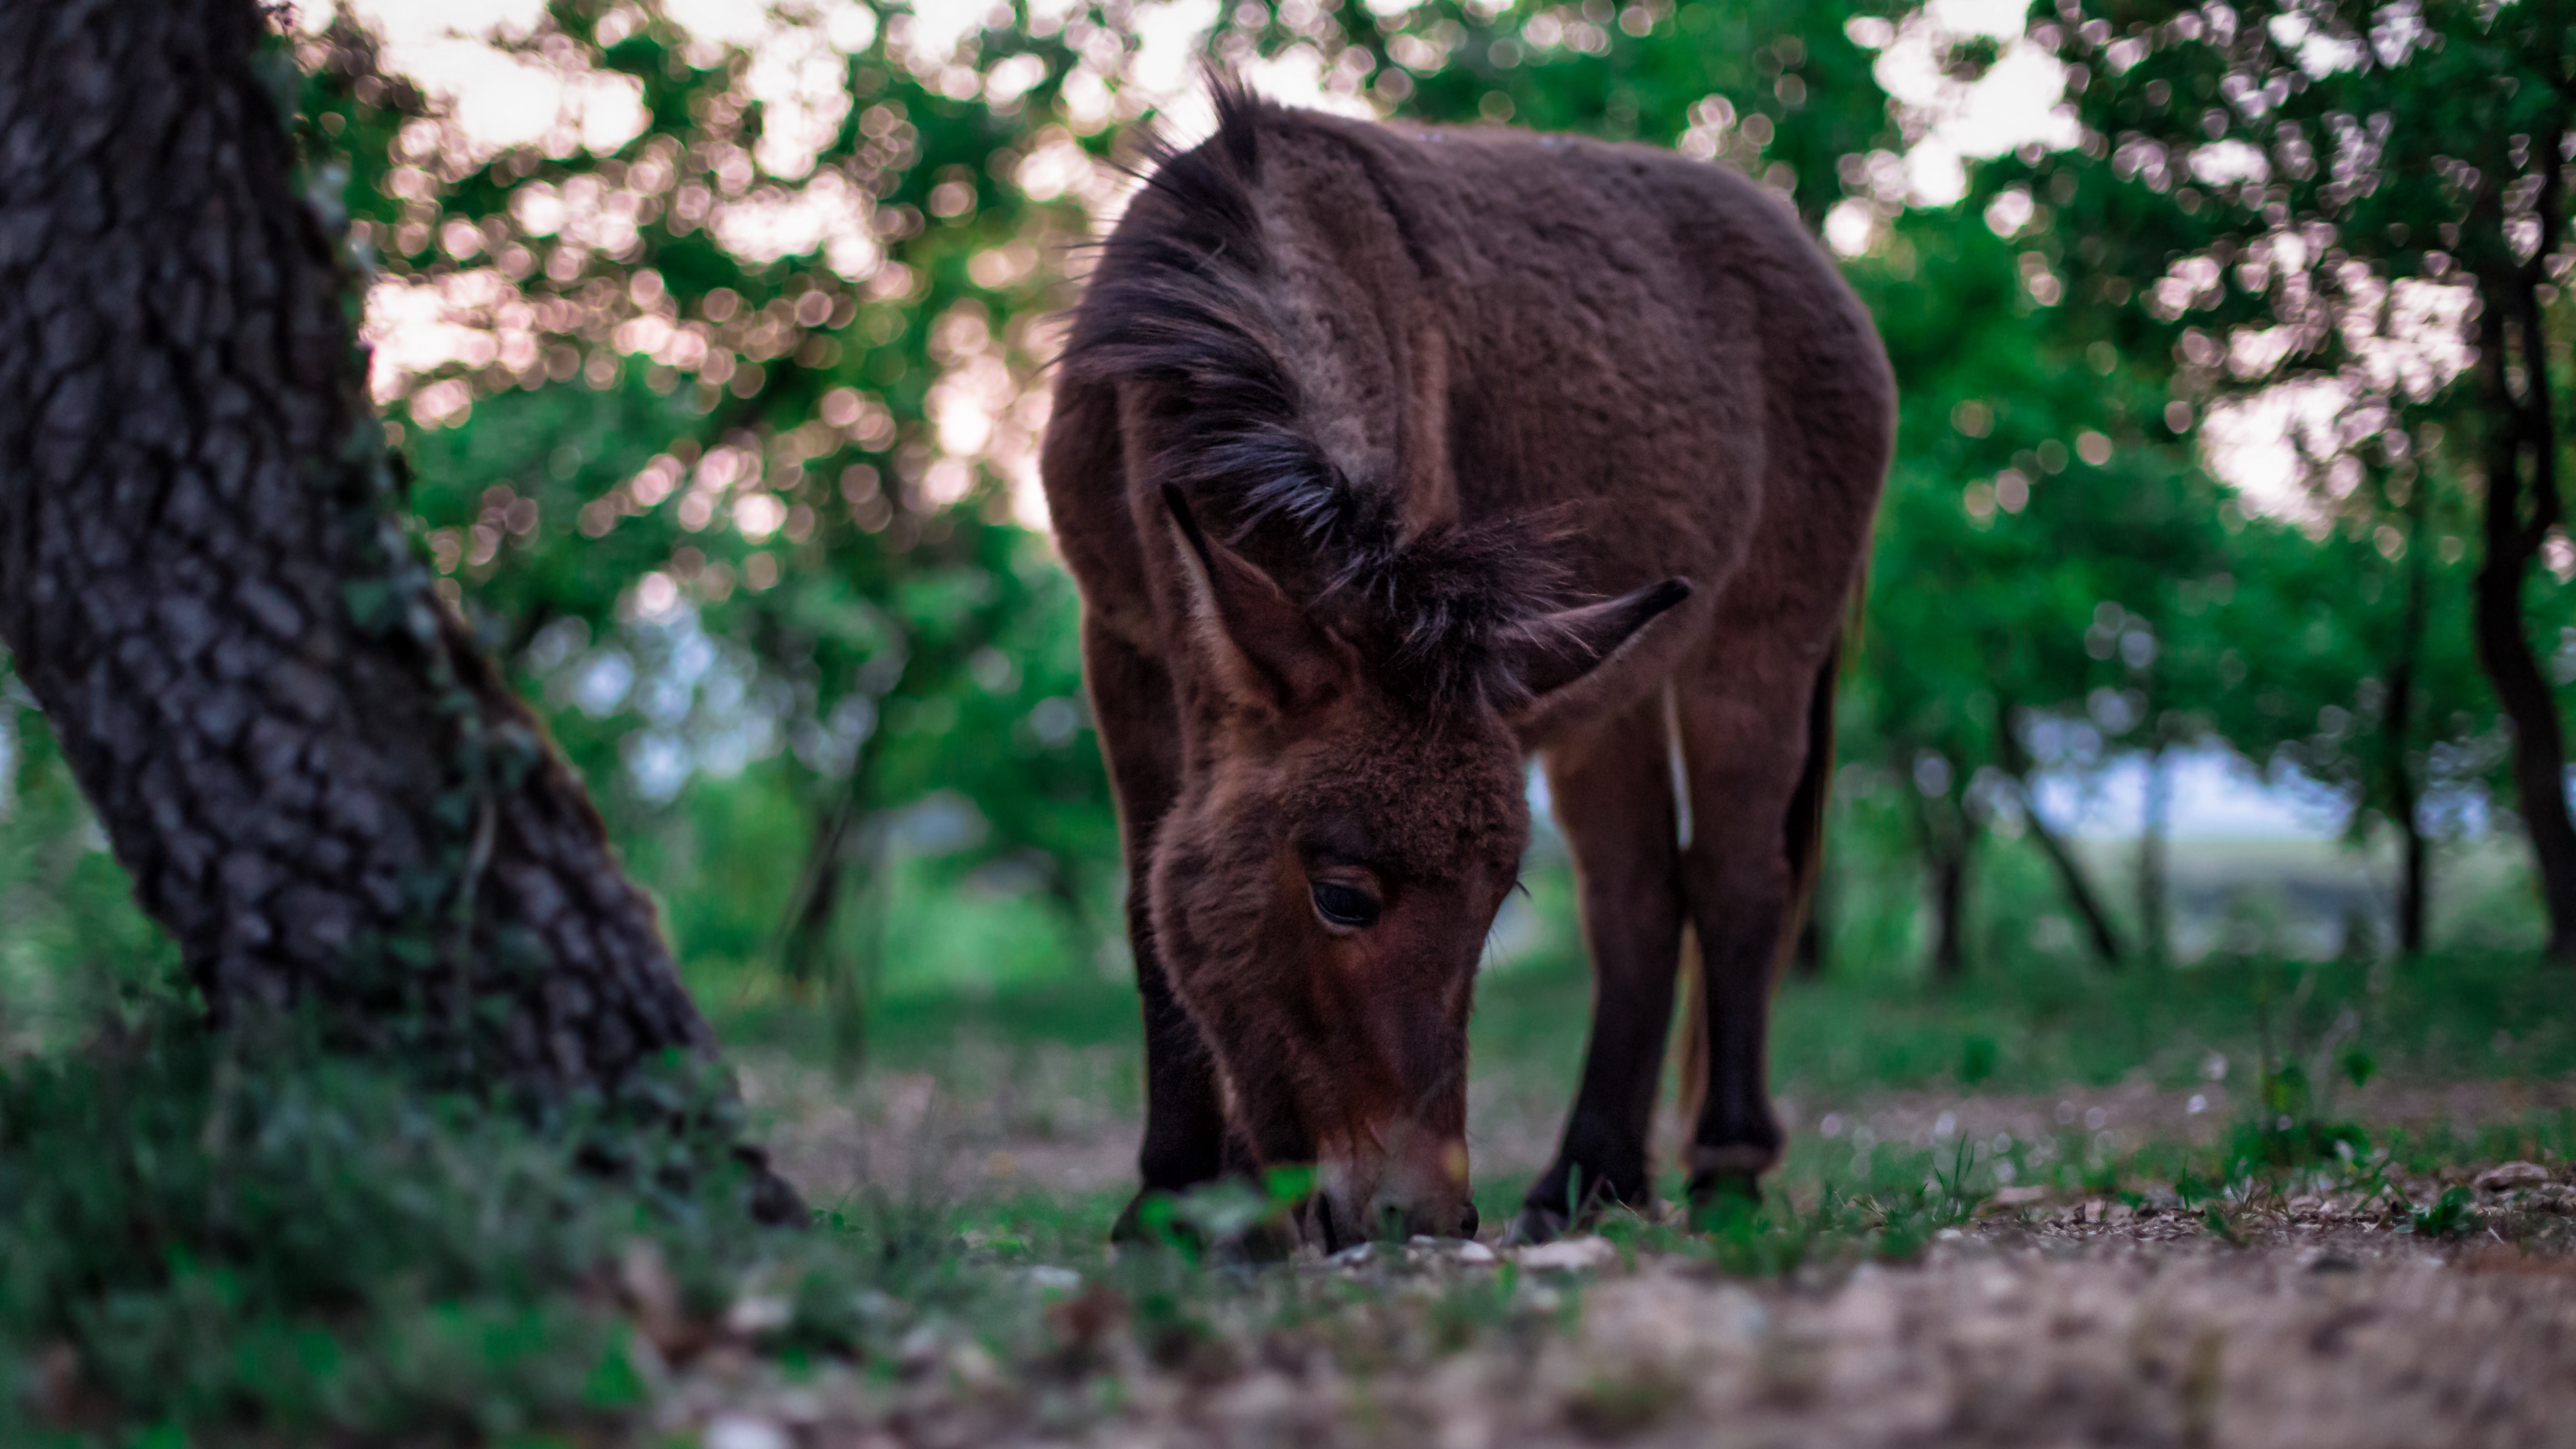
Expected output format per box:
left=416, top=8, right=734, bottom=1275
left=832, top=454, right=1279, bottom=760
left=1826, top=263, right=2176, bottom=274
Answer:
left=1110, top=1188, right=1301, bottom=1262
left=1214, top=1220, right=1299, bottom=1265
left=1501, top=1203, right=1572, bottom=1247
left=1109, top=1191, right=1169, bottom=1248
left=1685, top=1170, right=1766, bottom=1224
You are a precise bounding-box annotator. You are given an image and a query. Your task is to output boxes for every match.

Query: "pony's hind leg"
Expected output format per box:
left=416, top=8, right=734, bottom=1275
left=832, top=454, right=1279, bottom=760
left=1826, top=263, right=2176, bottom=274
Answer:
left=1507, top=695, right=1688, bottom=1244
left=1084, top=619, right=1229, bottom=1238
left=1670, top=637, right=1835, bottom=1209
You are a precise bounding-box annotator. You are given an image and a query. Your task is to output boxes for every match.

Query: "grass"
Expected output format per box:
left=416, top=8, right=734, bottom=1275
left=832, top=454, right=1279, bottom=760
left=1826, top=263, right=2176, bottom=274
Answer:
left=702, top=906, right=2576, bottom=1152
left=12, top=819, right=2576, bottom=1443
left=0, top=1018, right=771, bottom=1445
left=695, top=819, right=2576, bottom=1093
left=0, top=1014, right=1672, bottom=1446
left=14, top=950, right=2576, bottom=1445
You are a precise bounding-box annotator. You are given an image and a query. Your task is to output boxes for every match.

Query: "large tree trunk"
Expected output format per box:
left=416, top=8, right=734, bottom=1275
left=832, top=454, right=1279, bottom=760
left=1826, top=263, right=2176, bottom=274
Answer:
left=0, top=1, right=774, bottom=1166
left=2471, top=127, right=2576, bottom=960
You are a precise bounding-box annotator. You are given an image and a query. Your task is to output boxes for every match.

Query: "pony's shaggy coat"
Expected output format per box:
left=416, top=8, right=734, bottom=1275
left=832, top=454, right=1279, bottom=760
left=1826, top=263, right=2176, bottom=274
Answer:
left=1043, top=85, right=1891, bottom=1243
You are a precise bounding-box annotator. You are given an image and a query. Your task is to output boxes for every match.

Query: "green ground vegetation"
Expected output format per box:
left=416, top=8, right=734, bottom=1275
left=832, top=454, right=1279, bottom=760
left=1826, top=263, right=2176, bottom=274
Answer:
left=9, top=918, right=2575, bottom=1446
left=21, top=0, right=2576, bottom=1440
left=8, top=680, right=2576, bottom=1444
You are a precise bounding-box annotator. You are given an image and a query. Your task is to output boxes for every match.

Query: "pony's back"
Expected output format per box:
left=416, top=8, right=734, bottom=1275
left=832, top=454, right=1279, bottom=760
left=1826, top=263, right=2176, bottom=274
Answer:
left=1051, top=91, right=1889, bottom=694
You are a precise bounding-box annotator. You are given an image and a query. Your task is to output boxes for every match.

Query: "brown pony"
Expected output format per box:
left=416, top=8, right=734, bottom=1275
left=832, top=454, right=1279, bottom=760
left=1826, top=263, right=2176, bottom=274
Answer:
left=1041, top=85, right=1890, bottom=1248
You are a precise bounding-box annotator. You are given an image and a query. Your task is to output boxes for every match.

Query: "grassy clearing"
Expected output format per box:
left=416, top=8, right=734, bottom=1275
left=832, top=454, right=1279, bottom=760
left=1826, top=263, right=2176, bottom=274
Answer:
left=13, top=831, right=2576, bottom=1444
left=0, top=1018, right=1996, bottom=1446
left=13, top=970, right=2576, bottom=1446
left=702, top=833, right=2576, bottom=1104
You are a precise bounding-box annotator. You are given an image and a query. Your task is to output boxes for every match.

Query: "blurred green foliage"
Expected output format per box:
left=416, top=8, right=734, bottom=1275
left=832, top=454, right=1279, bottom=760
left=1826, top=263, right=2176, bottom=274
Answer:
left=255, top=0, right=2576, bottom=1026
left=3, top=0, right=2571, bottom=1063
left=17, top=975, right=2576, bottom=1445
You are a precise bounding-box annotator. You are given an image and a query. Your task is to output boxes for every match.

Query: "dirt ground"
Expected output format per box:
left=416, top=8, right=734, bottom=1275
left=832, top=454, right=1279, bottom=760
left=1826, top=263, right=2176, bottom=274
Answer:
left=652, top=1183, right=2576, bottom=1449
left=706, top=1059, right=2576, bottom=1448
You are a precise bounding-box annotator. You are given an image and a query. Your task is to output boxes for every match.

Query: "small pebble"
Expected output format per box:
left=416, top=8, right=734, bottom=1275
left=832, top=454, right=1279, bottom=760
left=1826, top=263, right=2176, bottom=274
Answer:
left=2476, top=1161, right=2550, bottom=1193
left=1517, top=1236, right=1617, bottom=1270
left=722, top=1295, right=792, bottom=1336
left=704, top=1414, right=789, bottom=1449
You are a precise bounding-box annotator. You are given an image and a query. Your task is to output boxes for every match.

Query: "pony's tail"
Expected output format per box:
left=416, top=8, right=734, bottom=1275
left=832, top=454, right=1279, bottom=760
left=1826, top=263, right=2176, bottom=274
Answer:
left=1670, top=633, right=1843, bottom=1154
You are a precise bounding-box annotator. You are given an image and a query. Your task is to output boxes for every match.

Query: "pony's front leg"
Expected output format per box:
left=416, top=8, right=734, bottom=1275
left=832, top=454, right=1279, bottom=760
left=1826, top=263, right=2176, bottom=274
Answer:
left=1508, top=697, right=1687, bottom=1244
left=1084, top=621, right=1230, bottom=1240
left=1672, top=643, right=1833, bottom=1210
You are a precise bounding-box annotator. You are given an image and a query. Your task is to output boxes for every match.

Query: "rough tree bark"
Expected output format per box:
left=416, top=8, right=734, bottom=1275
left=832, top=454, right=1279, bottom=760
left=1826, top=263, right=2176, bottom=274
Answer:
left=0, top=1, right=789, bottom=1211
left=2469, top=121, right=2576, bottom=962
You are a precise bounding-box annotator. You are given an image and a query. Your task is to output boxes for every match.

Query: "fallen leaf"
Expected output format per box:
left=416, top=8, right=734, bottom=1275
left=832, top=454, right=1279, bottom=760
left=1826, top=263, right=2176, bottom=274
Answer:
left=1518, top=1236, right=1618, bottom=1271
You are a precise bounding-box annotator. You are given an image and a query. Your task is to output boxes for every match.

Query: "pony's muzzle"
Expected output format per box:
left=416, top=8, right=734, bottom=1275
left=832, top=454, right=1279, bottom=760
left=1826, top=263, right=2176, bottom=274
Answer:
left=1316, top=1128, right=1477, bottom=1249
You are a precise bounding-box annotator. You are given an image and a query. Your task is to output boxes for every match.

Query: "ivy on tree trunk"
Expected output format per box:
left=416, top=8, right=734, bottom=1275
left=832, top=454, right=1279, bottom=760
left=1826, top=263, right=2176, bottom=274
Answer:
left=0, top=0, right=779, bottom=1190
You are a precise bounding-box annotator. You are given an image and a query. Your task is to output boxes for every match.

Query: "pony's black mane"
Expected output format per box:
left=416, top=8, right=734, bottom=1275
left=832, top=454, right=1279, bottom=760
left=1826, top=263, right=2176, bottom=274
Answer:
left=1063, top=82, right=1562, bottom=707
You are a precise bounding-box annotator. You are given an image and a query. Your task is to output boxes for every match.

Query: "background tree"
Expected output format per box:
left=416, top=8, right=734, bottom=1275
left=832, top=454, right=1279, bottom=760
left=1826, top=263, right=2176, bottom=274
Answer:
left=296, top=1, right=1125, bottom=1049
left=2192, top=492, right=2495, bottom=955
left=2005, top=0, right=2576, bottom=956
left=1855, top=203, right=2226, bottom=973
left=28, top=0, right=2564, bottom=1087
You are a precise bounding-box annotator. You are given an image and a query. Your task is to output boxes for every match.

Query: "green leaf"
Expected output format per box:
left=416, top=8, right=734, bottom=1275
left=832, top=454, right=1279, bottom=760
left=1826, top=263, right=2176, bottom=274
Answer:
left=1263, top=1163, right=1317, bottom=1206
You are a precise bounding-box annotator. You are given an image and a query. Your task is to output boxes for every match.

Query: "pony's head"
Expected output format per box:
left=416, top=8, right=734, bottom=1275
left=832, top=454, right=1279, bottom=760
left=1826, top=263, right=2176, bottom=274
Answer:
left=1150, top=487, right=1686, bottom=1246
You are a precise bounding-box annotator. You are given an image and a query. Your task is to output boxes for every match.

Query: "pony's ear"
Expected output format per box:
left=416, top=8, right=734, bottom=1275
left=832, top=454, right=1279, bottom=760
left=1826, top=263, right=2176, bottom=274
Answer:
left=1498, top=578, right=1693, bottom=716
left=1163, top=486, right=1353, bottom=714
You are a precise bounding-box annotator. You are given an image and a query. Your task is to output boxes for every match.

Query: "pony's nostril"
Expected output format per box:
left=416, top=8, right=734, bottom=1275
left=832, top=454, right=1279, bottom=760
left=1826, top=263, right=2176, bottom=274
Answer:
left=1396, top=1199, right=1474, bottom=1240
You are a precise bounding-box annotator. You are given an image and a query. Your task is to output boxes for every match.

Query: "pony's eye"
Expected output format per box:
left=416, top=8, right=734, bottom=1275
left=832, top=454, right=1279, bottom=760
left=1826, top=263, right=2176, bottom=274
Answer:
left=1311, top=880, right=1381, bottom=929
